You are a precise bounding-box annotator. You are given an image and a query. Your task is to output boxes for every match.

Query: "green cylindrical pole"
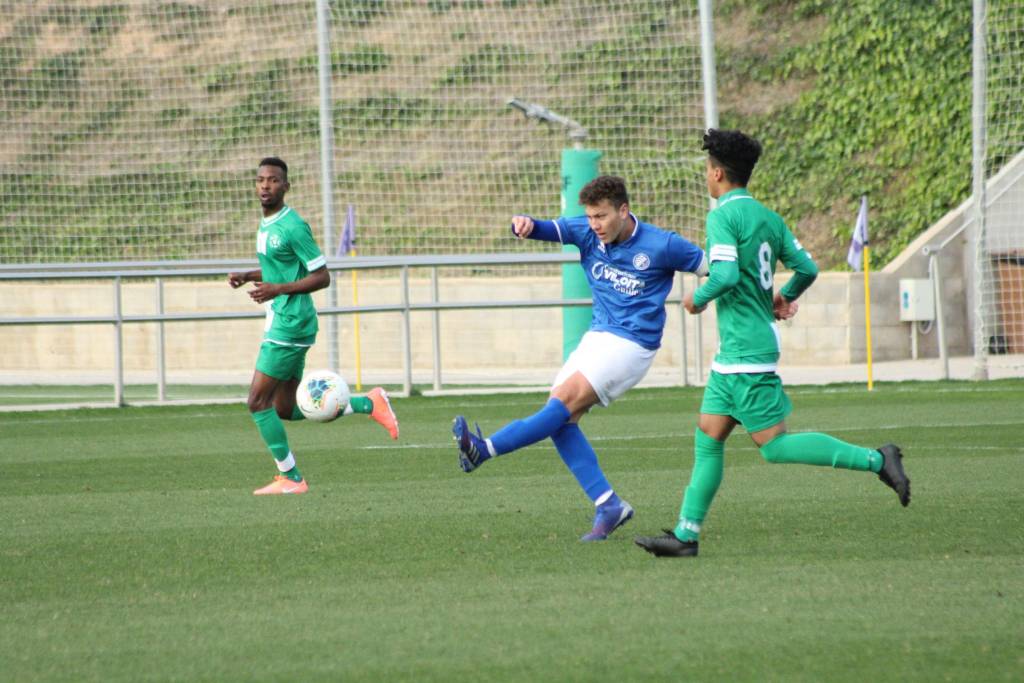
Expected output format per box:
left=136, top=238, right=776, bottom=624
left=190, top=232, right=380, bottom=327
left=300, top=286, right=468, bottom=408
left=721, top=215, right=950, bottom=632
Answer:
left=560, top=148, right=601, bottom=360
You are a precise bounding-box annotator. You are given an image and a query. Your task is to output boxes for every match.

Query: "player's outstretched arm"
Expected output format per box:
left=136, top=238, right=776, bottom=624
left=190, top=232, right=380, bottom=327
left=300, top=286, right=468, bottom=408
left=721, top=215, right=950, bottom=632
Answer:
left=510, top=215, right=562, bottom=243
left=511, top=215, right=534, bottom=239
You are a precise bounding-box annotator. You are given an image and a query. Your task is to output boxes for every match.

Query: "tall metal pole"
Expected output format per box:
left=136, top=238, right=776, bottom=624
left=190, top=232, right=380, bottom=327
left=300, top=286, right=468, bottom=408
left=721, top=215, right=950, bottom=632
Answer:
left=699, top=0, right=719, bottom=133
left=930, top=252, right=950, bottom=380
left=113, top=277, right=124, bottom=407
left=677, top=272, right=689, bottom=386
left=401, top=266, right=412, bottom=396
left=316, top=0, right=339, bottom=373
left=697, top=0, right=718, bottom=384
left=156, top=277, right=166, bottom=402
left=431, top=266, right=442, bottom=392
left=971, top=0, right=989, bottom=380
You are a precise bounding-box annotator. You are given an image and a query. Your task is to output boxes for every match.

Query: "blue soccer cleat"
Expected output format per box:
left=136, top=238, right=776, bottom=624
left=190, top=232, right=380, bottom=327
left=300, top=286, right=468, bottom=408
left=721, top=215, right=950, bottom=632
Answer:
left=452, top=415, right=491, bottom=473
left=581, top=499, right=635, bottom=541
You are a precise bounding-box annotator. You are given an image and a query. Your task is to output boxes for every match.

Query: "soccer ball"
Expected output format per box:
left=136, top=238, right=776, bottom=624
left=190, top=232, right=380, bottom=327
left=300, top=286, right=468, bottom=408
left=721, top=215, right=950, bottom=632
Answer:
left=296, top=370, right=351, bottom=423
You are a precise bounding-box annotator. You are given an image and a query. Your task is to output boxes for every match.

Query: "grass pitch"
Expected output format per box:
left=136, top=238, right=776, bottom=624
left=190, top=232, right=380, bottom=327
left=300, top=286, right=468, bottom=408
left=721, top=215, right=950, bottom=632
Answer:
left=2, top=381, right=1022, bottom=682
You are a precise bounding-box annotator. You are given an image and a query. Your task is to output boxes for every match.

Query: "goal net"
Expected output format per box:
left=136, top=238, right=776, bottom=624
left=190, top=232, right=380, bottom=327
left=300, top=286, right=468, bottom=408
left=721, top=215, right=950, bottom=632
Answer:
left=978, top=0, right=1024, bottom=368
left=0, top=1, right=708, bottom=264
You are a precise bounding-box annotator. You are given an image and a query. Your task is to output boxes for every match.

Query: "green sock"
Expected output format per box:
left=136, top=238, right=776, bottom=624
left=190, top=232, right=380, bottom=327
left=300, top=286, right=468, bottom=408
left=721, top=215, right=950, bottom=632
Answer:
left=252, top=408, right=303, bottom=482
left=759, top=432, right=882, bottom=472
left=290, top=405, right=305, bottom=421
left=346, top=396, right=373, bottom=415
left=674, top=429, right=725, bottom=542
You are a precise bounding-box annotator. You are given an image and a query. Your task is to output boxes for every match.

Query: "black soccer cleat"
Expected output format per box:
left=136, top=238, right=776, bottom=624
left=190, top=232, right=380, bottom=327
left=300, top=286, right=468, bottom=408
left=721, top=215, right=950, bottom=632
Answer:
left=877, top=443, right=911, bottom=507
left=634, top=529, right=699, bottom=558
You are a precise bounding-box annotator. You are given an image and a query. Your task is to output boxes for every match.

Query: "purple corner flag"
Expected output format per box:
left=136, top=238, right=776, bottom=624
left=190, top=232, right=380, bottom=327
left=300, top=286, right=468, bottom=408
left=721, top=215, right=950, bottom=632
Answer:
left=338, top=204, right=355, bottom=257
left=847, top=195, right=868, bottom=271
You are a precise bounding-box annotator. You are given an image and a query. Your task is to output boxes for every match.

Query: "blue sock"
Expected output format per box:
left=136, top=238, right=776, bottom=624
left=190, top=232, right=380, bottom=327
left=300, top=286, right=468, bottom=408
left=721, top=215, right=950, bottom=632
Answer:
left=551, top=423, right=614, bottom=503
left=488, top=398, right=571, bottom=455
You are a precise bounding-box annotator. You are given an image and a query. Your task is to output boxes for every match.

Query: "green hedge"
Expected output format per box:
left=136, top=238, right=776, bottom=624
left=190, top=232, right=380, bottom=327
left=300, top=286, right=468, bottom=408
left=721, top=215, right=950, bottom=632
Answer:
left=717, top=0, right=973, bottom=267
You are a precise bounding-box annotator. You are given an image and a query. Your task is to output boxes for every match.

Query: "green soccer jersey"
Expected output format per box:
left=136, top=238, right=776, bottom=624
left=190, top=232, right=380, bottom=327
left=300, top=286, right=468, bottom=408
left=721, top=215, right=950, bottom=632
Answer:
left=695, top=188, right=818, bottom=373
left=255, top=205, right=326, bottom=345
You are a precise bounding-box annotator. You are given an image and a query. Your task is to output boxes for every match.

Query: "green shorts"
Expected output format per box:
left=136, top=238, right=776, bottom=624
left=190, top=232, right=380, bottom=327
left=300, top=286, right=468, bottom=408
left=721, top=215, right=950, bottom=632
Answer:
left=255, top=341, right=310, bottom=381
left=700, top=371, right=792, bottom=433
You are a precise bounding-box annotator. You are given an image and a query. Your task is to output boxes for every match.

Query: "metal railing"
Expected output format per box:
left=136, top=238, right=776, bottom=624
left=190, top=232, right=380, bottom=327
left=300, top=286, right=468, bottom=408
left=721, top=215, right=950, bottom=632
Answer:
left=0, top=254, right=701, bottom=407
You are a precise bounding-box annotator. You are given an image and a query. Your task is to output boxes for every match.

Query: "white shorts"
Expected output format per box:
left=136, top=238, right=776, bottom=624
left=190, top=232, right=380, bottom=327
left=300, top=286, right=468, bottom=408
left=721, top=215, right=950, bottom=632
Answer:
left=552, top=330, right=656, bottom=406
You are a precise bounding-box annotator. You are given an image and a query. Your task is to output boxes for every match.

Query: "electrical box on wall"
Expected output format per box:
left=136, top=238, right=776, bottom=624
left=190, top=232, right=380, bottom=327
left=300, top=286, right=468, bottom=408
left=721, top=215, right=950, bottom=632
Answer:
left=899, top=279, right=935, bottom=322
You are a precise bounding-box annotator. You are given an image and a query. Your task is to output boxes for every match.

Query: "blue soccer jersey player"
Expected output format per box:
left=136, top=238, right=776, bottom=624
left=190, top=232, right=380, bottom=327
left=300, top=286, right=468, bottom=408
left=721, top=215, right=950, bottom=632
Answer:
left=452, top=175, right=708, bottom=541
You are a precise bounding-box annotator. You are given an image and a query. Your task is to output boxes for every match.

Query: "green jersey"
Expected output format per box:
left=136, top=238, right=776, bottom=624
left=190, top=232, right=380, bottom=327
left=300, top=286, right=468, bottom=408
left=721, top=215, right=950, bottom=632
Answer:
left=694, top=188, right=818, bottom=373
left=256, top=205, right=326, bottom=345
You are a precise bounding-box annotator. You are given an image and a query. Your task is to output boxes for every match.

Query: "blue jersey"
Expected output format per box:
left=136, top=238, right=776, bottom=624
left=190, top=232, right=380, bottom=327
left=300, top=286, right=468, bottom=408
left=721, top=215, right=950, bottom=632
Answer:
left=525, top=214, right=705, bottom=350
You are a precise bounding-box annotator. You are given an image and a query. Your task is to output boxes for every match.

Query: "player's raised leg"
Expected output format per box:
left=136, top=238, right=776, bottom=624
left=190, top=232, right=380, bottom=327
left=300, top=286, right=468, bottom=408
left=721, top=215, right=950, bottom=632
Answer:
left=453, top=396, right=571, bottom=472
left=758, top=431, right=910, bottom=506
left=338, top=387, right=399, bottom=440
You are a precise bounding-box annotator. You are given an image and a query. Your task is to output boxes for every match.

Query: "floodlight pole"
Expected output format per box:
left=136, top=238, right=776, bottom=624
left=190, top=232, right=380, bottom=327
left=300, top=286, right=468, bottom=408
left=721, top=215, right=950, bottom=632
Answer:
left=507, top=98, right=598, bottom=360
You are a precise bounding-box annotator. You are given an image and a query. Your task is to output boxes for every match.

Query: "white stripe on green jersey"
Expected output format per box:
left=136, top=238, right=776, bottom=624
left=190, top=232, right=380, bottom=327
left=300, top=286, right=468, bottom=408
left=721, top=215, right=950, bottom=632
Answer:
left=702, top=188, right=816, bottom=372
left=256, top=205, right=324, bottom=344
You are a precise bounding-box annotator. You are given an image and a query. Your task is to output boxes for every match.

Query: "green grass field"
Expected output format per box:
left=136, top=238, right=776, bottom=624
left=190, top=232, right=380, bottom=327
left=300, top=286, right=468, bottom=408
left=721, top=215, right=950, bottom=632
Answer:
left=3, top=381, right=1023, bottom=682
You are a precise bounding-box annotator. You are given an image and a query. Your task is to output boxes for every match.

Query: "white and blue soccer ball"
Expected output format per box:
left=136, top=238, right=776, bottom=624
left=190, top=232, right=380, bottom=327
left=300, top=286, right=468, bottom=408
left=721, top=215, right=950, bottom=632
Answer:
left=296, top=370, right=351, bottom=423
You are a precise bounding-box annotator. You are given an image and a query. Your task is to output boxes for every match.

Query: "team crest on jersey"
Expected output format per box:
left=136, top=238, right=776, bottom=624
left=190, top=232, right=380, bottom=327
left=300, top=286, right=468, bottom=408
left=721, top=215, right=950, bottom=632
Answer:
left=632, top=253, right=651, bottom=271
left=269, top=234, right=282, bottom=249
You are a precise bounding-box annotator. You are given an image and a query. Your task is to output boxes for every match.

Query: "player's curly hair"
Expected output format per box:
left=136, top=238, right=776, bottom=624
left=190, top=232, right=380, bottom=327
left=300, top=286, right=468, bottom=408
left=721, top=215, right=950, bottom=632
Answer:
left=701, top=129, right=761, bottom=186
left=579, top=175, right=629, bottom=208
left=259, top=156, right=288, bottom=179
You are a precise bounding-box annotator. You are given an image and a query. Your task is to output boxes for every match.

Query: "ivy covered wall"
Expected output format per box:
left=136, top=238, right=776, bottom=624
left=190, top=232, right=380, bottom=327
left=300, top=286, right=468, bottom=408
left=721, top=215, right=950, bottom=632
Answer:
left=716, top=0, right=974, bottom=268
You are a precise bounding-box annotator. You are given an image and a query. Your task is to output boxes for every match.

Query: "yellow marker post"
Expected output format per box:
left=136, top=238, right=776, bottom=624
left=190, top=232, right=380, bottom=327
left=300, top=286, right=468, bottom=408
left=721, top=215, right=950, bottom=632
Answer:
left=863, top=244, right=874, bottom=391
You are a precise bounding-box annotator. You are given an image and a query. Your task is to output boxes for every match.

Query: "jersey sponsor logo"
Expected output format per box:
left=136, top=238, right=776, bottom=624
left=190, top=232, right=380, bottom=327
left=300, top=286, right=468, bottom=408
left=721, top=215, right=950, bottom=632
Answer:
left=632, top=252, right=651, bottom=271
left=591, top=262, right=646, bottom=297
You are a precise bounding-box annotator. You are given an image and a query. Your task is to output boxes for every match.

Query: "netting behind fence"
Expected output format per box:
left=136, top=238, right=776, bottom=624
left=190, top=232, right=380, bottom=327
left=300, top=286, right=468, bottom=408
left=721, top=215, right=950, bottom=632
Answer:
left=0, top=1, right=707, bottom=264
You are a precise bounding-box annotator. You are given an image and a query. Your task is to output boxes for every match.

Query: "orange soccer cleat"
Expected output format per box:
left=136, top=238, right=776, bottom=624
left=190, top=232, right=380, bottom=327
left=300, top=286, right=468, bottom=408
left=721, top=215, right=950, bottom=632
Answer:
left=367, top=387, right=399, bottom=440
left=253, top=475, right=309, bottom=496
